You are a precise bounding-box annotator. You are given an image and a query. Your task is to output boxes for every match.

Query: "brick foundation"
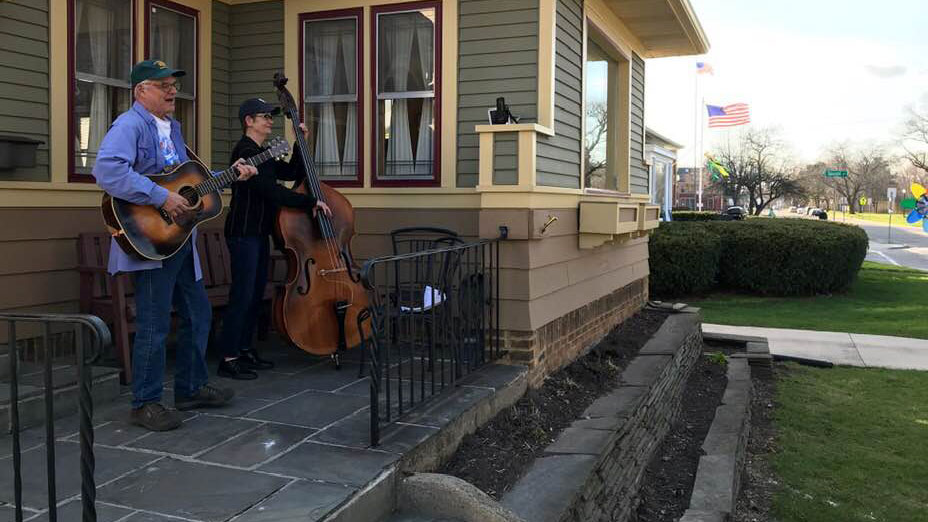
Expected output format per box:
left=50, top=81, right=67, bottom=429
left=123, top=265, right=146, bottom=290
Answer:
left=501, top=277, right=649, bottom=387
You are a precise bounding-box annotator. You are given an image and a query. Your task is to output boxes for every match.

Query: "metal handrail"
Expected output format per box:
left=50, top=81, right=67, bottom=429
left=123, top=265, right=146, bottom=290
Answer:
left=1, top=313, right=110, bottom=522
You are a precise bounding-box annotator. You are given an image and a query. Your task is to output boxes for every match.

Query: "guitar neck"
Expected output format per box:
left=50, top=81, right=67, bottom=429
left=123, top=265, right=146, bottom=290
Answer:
left=193, top=148, right=277, bottom=195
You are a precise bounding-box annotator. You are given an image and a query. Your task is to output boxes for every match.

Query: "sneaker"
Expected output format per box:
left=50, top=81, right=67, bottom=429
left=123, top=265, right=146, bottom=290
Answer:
left=239, top=350, right=275, bottom=370
left=218, top=358, right=258, bottom=380
left=130, top=403, right=182, bottom=432
left=175, top=384, right=235, bottom=411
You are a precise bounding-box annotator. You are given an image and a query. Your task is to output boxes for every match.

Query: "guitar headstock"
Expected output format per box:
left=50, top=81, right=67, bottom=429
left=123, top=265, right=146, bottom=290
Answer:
left=266, top=136, right=291, bottom=160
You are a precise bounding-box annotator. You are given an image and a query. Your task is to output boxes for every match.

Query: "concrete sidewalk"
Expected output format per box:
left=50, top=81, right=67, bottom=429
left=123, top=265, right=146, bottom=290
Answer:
left=703, top=323, right=928, bottom=371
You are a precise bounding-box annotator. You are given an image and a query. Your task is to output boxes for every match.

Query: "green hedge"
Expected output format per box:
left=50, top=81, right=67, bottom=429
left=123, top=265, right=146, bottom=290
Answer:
left=650, top=220, right=868, bottom=297
left=671, top=211, right=724, bottom=221
left=649, top=222, right=721, bottom=297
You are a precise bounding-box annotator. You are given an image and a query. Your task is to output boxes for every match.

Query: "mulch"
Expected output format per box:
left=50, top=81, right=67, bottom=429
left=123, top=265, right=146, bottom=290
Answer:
left=438, top=309, right=668, bottom=499
left=635, top=346, right=730, bottom=521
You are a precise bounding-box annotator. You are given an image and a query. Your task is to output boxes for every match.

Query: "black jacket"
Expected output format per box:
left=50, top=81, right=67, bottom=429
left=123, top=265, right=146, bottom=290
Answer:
left=225, top=135, right=317, bottom=237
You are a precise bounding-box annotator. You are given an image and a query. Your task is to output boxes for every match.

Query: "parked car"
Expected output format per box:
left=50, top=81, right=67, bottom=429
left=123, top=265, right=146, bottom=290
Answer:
left=721, top=206, right=747, bottom=220
left=789, top=206, right=797, bottom=213
left=811, top=208, right=828, bottom=220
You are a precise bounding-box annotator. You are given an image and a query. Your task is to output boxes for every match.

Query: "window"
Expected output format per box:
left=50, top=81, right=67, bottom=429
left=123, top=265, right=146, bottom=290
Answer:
left=71, top=0, right=134, bottom=179
left=147, top=0, right=197, bottom=148
left=584, top=38, right=614, bottom=190
left=373, top=3, right=440, bottom=185
left=302, top=10, right=362, bottom=185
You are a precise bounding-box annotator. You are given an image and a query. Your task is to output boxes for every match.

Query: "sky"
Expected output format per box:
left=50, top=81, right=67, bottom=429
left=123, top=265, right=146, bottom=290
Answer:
left=644, top=0, right=928, bottom=167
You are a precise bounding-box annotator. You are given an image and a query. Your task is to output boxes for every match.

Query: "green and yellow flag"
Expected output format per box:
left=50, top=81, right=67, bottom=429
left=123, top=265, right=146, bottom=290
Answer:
left=705, top=153, right=729, bottom=181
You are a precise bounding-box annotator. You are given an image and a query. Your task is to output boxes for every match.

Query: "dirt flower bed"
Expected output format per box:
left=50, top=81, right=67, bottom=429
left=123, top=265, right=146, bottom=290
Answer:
left=733, top=364, right=776, bottom=522
left=635, top=348, right=730, bottom=521
left=439, top=309, right=668, bottom=499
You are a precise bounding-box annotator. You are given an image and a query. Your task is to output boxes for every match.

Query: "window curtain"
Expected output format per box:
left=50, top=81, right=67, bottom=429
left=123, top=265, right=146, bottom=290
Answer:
left=382, top=15, right=414, bottom=177
left=414, top=20, right=433, bottom=176
left=341, top=29, right=357, bottom=177
left=87, top=3, right=112, bottom=159
left=313, top=29, right=340, bottom=177
left=151, top=12, right=179, bottom=75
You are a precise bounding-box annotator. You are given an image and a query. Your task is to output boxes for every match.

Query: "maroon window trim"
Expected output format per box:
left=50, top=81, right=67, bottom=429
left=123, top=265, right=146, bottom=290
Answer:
left=298, top=8, right=364, bottom=188
left=68, top=0, right=137, bottom=183
left=145, top=0, right=200, bottom=155
left=370, top=1, right=442, bottom=187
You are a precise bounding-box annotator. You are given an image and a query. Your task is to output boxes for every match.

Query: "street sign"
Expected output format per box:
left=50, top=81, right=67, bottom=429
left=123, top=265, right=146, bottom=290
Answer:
left=859, top=196, right=868, bottom=206
left=887, top=187, right=897, bottom=201
left=825, top=169, right=848, bottom=177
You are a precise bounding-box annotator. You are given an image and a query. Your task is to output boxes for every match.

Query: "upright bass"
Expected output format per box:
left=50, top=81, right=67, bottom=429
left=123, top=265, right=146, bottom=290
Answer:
left=271, top=73, right=370, bottom=365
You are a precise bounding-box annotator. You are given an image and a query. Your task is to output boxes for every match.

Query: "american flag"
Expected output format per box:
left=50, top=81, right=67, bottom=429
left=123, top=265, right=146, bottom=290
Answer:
left=706, top=103, right=750, bottom=128
left=696, top=62, right=714, bottom=75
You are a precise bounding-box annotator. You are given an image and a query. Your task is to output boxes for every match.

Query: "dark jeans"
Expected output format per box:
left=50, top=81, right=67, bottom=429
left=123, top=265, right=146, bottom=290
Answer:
left=218, top=235, right=270, bottom=359
left=131, top=241, right=211, bottom=409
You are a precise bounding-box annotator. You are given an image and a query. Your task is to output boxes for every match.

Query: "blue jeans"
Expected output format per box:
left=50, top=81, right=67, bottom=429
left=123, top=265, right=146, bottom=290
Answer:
left=218, top=235, right=269, bottom=359
left=131, top=241, right=211, bottom=408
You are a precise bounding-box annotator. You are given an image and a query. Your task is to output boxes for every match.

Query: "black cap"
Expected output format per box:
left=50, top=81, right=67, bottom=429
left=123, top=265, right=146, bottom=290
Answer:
left=130, top=59, right=185, bottom=87
left=238, top=98, right=281, bottom=123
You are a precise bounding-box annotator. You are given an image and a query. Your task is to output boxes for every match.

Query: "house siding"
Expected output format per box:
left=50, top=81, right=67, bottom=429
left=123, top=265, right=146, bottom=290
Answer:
left=457, top=0, right=539, bottom=187
left=535, top=0, right=582, bottom=189
left=630, top=52, right=648, bottom=194
left=0, top=0, right=49, bottom=182
left=228, top=0, right=285, bottom=141
left=212, top=0, right=233, bottom=165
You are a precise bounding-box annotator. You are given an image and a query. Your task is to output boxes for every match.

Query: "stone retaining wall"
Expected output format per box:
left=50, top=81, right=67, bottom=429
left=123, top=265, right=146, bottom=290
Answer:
left=501, top=311, right=703, bottom=522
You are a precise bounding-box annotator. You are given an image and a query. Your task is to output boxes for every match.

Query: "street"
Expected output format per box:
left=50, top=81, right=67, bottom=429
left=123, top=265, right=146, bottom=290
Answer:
left=831, top=214, right=928, bottom=271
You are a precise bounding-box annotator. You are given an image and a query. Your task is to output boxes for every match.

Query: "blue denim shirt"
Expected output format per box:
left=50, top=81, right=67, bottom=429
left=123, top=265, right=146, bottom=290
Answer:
left=93, top=101, right=202, bottom=279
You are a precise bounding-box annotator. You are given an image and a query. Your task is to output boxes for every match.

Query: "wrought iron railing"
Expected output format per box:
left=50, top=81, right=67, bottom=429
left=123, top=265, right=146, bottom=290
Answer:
left=358, top=237, right=502, bottom=445
left=1, top=313, right=109, bottom=522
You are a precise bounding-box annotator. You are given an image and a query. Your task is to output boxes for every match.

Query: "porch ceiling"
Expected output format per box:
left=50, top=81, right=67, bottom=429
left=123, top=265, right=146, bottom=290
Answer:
left=606, top=0, right=710, bottom=58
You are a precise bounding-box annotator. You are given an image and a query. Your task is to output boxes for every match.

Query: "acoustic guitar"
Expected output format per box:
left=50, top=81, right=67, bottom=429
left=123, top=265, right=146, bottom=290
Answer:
left=101, top=136, right=290, bottom=261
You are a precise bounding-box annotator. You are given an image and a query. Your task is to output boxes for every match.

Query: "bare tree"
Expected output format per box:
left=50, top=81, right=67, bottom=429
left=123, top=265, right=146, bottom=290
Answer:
left=709, top=128, right=803, bottom=215
left=902, top=104, right=928, bottom=175
left=584, top=102, right=608, bottom=188
left=822, top=143, right=891, bottom=213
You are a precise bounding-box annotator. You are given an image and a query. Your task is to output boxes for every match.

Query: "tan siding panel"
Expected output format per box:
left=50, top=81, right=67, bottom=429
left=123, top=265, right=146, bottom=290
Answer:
left=0, top=239, right=77, bottom=276
left=0, top=271, right=78, bottom=310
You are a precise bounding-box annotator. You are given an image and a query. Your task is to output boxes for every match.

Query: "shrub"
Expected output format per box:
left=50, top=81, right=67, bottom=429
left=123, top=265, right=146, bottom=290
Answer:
left=648, top=222, right=721, bottom=297
left=714, top=220, right=868, bottom=295
left=671, top=211, right=723, bottom=221
left=649, top=220, right=868, bottom=297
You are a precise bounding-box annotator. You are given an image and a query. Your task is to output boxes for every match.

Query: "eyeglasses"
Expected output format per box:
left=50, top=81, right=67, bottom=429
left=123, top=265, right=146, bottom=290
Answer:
left=255, top=113, right=274, bottom=120
left=147, top=80, right=180, bottom=92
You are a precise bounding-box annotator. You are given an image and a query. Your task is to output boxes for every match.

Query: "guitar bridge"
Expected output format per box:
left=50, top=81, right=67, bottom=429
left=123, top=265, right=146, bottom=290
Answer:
left=158, top=208, right=173, bottom=225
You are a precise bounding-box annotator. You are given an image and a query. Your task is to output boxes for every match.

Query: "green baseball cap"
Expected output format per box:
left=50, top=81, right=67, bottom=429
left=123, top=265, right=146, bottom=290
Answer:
left=130, top=59, right=186, bottom=87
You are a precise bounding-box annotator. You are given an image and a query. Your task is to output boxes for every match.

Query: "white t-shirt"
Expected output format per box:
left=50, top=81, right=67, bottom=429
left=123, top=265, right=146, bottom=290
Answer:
left=154, top=116, right=180, bottom=166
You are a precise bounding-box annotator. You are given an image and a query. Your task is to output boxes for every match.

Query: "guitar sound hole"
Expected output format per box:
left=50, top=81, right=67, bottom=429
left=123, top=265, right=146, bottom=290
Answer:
left=180, top=187, right=199, bottom=208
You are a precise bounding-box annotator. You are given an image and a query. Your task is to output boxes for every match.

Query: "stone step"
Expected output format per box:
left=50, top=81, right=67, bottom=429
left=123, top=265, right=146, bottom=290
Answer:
left=0, top=365, right=121, bottom=432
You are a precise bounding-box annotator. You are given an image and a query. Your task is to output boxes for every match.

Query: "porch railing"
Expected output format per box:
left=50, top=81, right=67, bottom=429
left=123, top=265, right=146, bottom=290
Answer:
left=358, top=237, right=502, bottom=445
left=2, top=313, right=109, bottom=522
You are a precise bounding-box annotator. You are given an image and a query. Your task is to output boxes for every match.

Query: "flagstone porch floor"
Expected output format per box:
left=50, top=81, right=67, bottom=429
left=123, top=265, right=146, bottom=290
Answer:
left=0, top=336, right=525, bottom=522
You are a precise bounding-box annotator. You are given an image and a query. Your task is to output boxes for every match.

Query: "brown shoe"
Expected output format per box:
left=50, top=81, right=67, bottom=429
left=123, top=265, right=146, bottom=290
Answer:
left=130, top=403, right=182, bottom=432
left=175, top=383, right=234, bottom=411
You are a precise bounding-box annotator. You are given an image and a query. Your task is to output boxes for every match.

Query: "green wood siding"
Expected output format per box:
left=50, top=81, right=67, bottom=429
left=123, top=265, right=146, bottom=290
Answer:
left=0, top=0, right=48, bottom=181
left=457, top=0, right=538, bottom=187
left=212, top=0, right=232, bottom=165
left=228, top=0, right=285, bottom=143
left=535, top=0, right=581, bottom=189
left=493, top=133, right=518, bottom=185
left=630, top=52, right=648, bottom=194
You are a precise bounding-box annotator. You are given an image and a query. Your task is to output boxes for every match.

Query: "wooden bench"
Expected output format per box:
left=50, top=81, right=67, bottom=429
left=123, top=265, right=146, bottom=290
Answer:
left=77, top=230, right=279, bottom=383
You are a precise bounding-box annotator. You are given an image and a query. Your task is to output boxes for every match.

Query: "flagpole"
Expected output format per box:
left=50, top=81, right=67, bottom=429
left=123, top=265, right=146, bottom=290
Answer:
left=699, top=96, right=706, bottom=210
left=694, top=65, right=702, bottom=210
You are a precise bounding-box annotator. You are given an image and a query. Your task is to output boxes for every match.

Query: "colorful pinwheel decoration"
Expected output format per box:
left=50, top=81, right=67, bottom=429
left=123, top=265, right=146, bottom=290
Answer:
left=903, top=183, right=928, bottom=230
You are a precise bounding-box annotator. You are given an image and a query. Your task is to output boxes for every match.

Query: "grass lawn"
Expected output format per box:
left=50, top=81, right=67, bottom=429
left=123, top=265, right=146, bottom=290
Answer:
left=773, top=364, right=928, bottom=521
left=692, top=261, right=928, bottom=338
left=830, top=211, right=919, bottom=228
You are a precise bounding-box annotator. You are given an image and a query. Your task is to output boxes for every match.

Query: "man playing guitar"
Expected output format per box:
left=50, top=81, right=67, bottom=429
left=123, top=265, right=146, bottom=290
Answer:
left=93, top=60, right=257, bottom=431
